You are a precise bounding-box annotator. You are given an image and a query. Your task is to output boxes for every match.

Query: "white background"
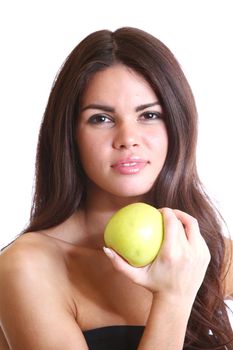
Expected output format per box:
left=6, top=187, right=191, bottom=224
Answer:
left=0, top=0, right=232, bottom=316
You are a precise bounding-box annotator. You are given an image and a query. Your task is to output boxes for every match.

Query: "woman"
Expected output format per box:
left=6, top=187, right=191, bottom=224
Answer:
left=0, top=27, right=232, bottom=350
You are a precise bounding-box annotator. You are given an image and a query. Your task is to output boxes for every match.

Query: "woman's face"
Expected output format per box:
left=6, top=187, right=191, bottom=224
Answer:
left=76, top=64, right=168, bottom=199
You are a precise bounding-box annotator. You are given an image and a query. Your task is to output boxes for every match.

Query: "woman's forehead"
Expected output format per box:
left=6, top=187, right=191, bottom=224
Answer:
left=80, top=64, right=160, bottom=108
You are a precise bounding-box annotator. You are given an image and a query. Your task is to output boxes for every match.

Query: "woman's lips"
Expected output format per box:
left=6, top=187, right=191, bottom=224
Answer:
left=111, top=158, right=148, bottom=175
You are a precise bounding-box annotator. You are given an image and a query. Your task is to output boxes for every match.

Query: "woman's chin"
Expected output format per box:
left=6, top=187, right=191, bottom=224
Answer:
left=108, top=187, right=152, bottom=200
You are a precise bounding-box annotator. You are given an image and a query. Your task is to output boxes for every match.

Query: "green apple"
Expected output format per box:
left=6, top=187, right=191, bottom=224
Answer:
left=104, top=202, right=164, bottom=267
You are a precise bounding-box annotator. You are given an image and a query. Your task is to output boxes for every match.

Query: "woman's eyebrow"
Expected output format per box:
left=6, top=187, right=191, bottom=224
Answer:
left=81, top=101, right=160, bottom=113
left=135, top=101, right=160, bottom=112
left=81, top=104, right=114, bottom=113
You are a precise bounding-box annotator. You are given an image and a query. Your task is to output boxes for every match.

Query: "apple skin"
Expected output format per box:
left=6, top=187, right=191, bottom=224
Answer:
left=104, top=203, right=164, bottom=267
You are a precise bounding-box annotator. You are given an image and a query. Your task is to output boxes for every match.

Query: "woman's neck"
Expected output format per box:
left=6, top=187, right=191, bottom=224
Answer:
left=75, top=189, right=150, bottom=250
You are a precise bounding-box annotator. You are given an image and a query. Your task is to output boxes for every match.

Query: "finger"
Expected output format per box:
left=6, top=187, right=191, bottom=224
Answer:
left=159, top=208, right=187, bottom=246
left=103, top=247, right=147, bottom=284
left=173, top=209, right=201, bottom=243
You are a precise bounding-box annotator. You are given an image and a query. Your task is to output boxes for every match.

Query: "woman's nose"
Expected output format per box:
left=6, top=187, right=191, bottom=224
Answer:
left=112, top=123, right=140, bottom=150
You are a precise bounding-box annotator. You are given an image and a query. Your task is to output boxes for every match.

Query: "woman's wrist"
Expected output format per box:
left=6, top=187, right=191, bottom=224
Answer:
left=151, top=291, right=195, bottom=315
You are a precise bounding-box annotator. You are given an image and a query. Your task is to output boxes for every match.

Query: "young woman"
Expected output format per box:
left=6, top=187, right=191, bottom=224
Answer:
left=0, top=27, right=232, bottom=350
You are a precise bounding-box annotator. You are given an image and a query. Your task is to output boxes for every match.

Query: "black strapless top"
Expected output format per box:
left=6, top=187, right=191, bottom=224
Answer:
left=83, top=325, right=144, bottom=350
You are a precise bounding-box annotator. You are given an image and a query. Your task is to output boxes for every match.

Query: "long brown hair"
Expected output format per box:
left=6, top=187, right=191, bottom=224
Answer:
left=23, top=27, right=232, bottom=349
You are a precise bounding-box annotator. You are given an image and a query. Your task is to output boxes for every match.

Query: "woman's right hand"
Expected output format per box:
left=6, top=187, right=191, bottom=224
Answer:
left=103, top=208, right=211, bottom=303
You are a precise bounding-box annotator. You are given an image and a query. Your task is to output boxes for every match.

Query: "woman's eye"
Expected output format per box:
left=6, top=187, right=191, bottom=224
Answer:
left=140, top=112, right=161, bottom=121
left=88, top=114, right=113, bottom=125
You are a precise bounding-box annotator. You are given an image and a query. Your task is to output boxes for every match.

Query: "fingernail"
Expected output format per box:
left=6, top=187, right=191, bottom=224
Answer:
left=103, top=247, right=114, bottom=258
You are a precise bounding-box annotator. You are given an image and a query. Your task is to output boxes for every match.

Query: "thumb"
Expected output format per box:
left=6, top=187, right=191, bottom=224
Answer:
left=103, top=247, right=145, bottom=282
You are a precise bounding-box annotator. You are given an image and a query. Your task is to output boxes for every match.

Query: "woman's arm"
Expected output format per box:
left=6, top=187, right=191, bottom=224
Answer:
left=137, top=293, right=193, bottom=350
left=104, top=208, right=211, bottom=350
left=0, top=240, right=88, bottom=350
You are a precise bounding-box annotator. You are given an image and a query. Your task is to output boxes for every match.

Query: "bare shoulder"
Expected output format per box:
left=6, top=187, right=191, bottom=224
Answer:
left=223, top=237, right=233, bottom=300
left=0, top=233, right=88, bottom=349
left=1, top=232, right=67, bottom=269
left=0, top=232, right=74, bottom=319
left=0, top=233, right=68, bottom=295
